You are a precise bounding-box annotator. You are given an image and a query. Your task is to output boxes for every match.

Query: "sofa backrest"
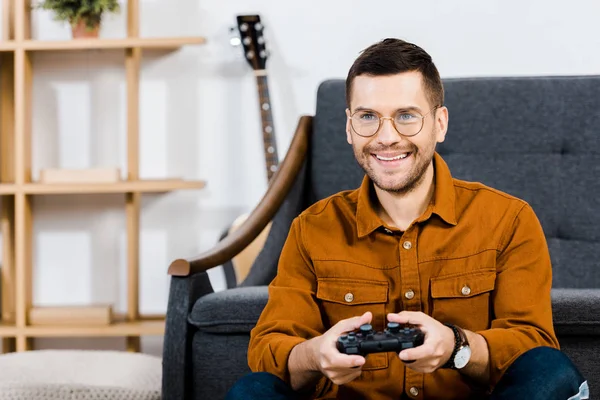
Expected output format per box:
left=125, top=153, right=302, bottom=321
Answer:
left=310, top=76, right=600, bottom=288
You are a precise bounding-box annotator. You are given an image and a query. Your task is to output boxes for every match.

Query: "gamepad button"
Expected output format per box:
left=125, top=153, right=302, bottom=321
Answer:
left=387, top=322, right=400, bottom=333
left=359, top=324, right=373, bottom=335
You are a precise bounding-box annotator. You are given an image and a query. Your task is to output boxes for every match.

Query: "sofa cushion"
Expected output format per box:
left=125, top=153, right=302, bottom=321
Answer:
left=552, top=288, right=600, bottom=335
left=189, top=286, right=269, bottom=334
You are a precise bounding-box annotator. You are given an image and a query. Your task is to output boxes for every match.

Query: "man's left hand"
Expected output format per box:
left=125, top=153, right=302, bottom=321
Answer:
left=387, top=311, right=455, bottom=373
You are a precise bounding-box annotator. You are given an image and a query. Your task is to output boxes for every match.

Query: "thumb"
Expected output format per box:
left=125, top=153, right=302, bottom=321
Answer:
left=333, top=311, right=373, bottom=335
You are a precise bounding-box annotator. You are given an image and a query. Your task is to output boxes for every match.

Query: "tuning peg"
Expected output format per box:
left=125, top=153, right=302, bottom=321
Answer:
left=257, top=36, right=265, bottom=45
left=259, top=50, right=267, bottom=59
left=254, top=22, right=263, bottom=31
left=239, top=22, right=249, bottom=32
left=246, top=50, right=255, bottom=59
left=228, top=26, right=241, bottom=47
left=243, top=37, right=251, bottom=46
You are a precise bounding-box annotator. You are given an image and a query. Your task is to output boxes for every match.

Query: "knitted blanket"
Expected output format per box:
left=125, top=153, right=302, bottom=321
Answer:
left=0, top=350, right=161, bottom=400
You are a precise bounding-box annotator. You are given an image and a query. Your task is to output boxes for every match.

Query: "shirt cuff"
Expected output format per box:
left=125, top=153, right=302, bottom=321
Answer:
left=477, top=328, right=530, bottom=389
left=250, top=335, right=332, bottom=397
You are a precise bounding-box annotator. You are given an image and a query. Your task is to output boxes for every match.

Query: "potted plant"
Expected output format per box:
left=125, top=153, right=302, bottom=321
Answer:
left=35, top=0, right=120, bottom=39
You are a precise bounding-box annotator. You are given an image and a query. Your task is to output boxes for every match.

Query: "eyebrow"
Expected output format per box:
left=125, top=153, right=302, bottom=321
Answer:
left=353, top=105, right=424, bottom=113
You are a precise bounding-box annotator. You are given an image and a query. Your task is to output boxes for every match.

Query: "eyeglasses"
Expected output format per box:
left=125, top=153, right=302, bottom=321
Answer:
left=348, top=107, right=439, bottom=138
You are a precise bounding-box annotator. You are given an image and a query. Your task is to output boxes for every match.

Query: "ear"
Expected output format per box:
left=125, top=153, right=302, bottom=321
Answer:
left=434, top=106, right=449, bottom=143
left=345, top=108, right=353, bottom=145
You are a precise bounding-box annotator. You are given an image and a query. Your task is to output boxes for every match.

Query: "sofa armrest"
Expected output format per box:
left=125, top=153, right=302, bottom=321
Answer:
left=168, top=116, right=312, bottom=277
left=162, top=272, right=215, bottom=400
left=552, top=288, right=600, bottom=335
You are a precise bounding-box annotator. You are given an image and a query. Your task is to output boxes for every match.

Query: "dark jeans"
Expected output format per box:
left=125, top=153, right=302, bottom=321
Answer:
left=225, top=347, right=588, bottom=400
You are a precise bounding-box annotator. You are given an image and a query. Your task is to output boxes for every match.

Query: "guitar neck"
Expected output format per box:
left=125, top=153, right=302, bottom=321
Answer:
left=255, top=73, right=279, bottom=182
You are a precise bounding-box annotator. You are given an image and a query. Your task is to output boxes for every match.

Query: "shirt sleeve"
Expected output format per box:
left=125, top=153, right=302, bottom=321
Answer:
left=477, top=202, right=560, bottom=389
left=247, top=217, right=329, bottom=393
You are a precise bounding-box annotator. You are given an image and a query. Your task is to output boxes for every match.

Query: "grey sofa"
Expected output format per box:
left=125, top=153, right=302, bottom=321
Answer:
left=162, top=76, right=600, bottom=400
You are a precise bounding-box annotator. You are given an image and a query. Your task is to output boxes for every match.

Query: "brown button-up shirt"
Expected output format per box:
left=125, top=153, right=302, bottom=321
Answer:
left=248, top=153, right=559, bottom=399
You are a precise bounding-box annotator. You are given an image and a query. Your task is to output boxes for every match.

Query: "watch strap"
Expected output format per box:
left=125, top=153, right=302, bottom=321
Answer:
left=442, top=323, right=468, bottom=369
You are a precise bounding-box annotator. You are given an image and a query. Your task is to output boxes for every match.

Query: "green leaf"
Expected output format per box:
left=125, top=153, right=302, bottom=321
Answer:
left=33, top=0, right=120, bottom=27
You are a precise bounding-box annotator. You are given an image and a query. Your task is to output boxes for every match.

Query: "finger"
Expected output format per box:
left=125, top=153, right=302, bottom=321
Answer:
left=402, top=359, right=433, bottom=373
left=399, top=344, right=431, bottom=362
left=401, top=354, right=441, bottom=374
left=387, top=311, right=425, bottom=324
left=387, top=311, right=430, bottom=332
left=328, top=352, right=366, bottom=369
left=332, top=311, right=372, bottom=336
left=332, top=369, right=362, bottom=385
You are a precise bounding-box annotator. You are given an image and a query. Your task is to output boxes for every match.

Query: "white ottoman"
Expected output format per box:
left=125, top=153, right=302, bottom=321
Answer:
left=0, top=350, right=161, bottom=400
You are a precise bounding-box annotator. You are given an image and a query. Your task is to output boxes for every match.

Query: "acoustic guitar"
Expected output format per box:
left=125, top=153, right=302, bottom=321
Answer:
left=223, top=15, right=278, bottom=286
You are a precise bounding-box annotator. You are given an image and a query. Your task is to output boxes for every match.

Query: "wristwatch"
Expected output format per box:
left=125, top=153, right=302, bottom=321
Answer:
left=443, top=323, right=471, bottom=370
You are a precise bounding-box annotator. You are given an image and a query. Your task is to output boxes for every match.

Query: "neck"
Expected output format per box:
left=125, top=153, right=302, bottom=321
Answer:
left=374, top=161, right=435, bottom=231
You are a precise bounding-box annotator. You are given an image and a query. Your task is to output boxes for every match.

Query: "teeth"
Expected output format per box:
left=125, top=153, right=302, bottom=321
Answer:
left=376, top=153, right=409, bottom=161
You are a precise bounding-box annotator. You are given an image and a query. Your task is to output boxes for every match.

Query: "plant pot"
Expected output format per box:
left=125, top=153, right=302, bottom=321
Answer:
left=71, top=19, right=100, bottom=39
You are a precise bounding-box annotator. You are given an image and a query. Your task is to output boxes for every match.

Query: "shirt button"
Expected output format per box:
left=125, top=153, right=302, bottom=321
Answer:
left=409, top=386, right=419, bottom=396
left=403, top=241, right=412, bottom=250
left=404, top=289, right=415, bottom=300
left=461, top=285, right=471, bottom=296
left=344, top=293, right=354, bottom=303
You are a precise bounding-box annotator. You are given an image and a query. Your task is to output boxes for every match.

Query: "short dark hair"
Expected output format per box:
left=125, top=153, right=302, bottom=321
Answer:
left=345, top=38, right=444, bottom=110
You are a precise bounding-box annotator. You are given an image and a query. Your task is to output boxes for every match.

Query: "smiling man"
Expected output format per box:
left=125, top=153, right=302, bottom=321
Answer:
left=225, top=38, right=588, bottom=400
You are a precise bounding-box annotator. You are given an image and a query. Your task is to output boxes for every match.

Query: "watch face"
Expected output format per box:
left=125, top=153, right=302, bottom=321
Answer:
left=454, top=346, right=472, bottom=369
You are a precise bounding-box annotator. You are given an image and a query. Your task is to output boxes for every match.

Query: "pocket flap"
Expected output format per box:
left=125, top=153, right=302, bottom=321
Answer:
left=431, top=271, right=496, bottom=299
left=317, top=278, right=388, bottom=305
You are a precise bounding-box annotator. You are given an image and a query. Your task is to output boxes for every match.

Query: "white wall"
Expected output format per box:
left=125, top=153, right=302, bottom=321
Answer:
left=8, top=0, right=600, bottom=355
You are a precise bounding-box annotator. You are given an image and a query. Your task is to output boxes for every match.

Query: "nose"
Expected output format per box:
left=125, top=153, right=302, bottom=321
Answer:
left=376, top=117, right=401, bottom=145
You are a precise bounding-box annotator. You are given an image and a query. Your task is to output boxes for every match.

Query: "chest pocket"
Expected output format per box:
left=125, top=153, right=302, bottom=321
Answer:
left=316, top=278, right=389, bottom=370
left=430, top=271, right=496, bottom=332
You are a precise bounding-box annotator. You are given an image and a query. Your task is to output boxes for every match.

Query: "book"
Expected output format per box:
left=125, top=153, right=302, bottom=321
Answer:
left=39, top=168, right=121, bottom=184
left=28, top=305, right=113, bottom=326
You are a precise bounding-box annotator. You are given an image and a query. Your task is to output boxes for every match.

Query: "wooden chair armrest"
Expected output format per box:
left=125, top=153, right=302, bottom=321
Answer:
left=168, top=115, right=313, bottom=277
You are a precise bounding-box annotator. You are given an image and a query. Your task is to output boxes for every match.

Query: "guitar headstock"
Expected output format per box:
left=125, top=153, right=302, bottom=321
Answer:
left=235, top=15, right=268, bottom=71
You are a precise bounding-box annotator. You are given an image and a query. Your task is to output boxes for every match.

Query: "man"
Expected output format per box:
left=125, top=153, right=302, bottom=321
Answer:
left=226, top=38, right=588, bottom=399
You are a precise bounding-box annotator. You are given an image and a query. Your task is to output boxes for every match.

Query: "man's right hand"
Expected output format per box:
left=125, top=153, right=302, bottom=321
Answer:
left=308, top=311, right=373, bottom=385
left=288, top=311, right=373, bottom=390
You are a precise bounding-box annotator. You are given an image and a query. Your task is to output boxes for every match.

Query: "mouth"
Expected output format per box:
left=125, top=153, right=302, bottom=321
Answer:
left=374, top=152, right=410, bottom=161
left=371, top=151, right=413, bottom=166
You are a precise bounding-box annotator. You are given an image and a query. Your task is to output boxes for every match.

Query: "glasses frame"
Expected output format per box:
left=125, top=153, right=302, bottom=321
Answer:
left=348, top=106, right=440, bottom=138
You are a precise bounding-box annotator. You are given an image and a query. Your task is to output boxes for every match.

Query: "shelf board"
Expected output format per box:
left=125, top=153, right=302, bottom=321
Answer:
left=0, top=184, right=17, bottom=194
left=0, top=36, right=206, bottom=52
left=0, top=42, right=17, bottom=51
left=23, top=179, right=206, bottom=194
left=23, top=319, right=165, bottom=337
left=0, top=322, right=18, bottom=337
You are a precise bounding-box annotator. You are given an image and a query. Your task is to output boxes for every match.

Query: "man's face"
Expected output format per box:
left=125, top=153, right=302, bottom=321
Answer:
left=346, top=72, right=448, bottom=194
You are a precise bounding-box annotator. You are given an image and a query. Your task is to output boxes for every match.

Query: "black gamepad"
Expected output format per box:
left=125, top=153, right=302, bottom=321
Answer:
left=336, top=322, right=425, bottom=359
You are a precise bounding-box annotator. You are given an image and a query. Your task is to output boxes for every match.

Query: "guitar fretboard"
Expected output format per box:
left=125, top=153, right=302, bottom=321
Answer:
left=255, top=73, right=279, bottom=182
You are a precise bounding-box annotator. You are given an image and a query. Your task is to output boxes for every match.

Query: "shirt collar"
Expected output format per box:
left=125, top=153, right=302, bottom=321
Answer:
left=355, top=152, right=457, bottom=238
left=430, top=152, right=458, bottom=226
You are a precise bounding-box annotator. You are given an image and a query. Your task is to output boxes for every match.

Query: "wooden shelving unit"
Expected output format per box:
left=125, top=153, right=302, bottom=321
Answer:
left=0, top=36, right=207, bottom=51
left=0, top=0, right=206, bottom=353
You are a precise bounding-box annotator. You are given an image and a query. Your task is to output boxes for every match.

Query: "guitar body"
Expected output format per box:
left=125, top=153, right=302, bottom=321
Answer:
left=228, top=215, right=272, bottom=284
left=222, top=14, right=279, bottom=286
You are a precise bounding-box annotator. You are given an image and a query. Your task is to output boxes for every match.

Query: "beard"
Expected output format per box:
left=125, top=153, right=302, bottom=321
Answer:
left=352, top=135, right=436, bottom=195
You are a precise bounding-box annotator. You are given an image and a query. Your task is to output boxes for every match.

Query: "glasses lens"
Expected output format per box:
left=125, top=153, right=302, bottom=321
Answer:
left=351, top=111, right=380, bottom=137
left=393, top=112, right=423, bottom=137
